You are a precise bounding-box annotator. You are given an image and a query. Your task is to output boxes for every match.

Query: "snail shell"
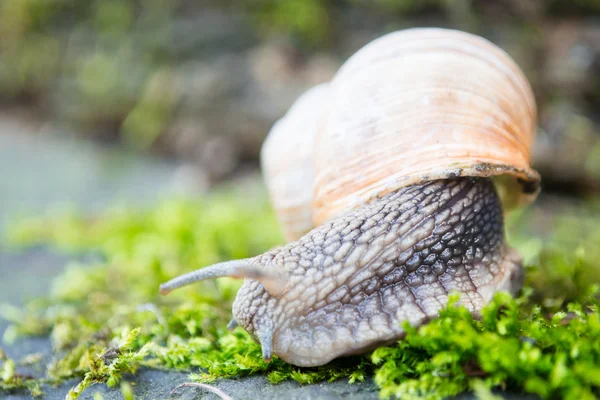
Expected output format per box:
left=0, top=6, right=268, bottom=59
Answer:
left=263, top=28, right=539, bottom=240
left=261, top=84, right=328, bottom=241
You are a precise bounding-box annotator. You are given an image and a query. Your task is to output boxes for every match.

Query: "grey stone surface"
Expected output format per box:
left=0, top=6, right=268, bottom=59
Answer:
left=85, top=373, right=378, bottom=400
left=3, top=370, right=378, bottom=400
left=0, top=115, right=189, bottom=231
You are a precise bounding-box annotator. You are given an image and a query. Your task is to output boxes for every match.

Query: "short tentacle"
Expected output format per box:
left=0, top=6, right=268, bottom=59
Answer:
left=257, top=320, right=274, bottom=362
left=227, top=319, right=239, bottom=331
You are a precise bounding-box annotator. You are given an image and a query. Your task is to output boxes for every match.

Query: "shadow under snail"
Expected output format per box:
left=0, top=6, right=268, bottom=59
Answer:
left=159, top=28, right=541, bottom=367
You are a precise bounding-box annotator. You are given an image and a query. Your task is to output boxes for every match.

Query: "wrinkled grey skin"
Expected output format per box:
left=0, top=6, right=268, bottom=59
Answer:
left=231, top=178, right=523, bottom=366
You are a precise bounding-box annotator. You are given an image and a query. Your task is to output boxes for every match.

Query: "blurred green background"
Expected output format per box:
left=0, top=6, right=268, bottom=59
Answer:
left=1, top=0, right=599, bottom=191
left=0, top=0, right=600, bottom=193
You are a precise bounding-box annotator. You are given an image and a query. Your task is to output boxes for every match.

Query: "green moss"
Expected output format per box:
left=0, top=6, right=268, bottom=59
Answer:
left=1, top=185, right=600, bottom=398
left=372, top=291, right=600, bottom=399
left=0, top=349, right=43, bottom=397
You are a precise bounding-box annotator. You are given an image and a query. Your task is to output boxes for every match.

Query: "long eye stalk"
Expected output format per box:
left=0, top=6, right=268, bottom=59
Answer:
left=159, top=259, right=287, bottom=296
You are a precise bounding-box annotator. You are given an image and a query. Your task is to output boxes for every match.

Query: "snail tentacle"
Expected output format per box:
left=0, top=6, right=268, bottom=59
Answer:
left=257, top=317, right=275, bottom=362
left=159, top=259, right=286, bottom=296
left=227, top=319, right=239, bottom=331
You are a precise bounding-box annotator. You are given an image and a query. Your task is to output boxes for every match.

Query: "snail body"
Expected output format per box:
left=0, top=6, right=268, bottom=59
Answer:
left=160, top=28, right=539, bottom=367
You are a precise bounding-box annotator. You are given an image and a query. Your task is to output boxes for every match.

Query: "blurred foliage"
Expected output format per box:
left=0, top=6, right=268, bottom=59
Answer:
left=1, top=181, right=600, bottom=398
left=507, top=201, right=600, bottom=307
left=253, top=0, right=331, bottom=46
left=0, top=0, right=177, bottom=147
left=1, top=0, right=600, bottom=159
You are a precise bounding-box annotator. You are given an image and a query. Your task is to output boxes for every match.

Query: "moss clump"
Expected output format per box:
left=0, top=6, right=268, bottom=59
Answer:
left=0, top=349, right=43, bottom=397
left=1, top=184, right=600, bottom=399
left=372, top=291, right=600, bottom=399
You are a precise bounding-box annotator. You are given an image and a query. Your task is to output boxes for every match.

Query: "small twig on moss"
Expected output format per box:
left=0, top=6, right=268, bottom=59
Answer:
left=169, top=382, right=233, bottom=400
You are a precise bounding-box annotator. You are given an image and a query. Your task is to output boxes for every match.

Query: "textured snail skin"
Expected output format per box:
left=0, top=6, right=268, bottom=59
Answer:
left=231, top=177, right=523, bottom=367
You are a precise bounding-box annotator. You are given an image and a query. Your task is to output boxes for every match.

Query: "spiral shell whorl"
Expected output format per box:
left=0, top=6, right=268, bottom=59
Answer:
left=312, top=28, right=539, bottom=226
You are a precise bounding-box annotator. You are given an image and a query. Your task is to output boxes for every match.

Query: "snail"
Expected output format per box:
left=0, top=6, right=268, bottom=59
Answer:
left=159, top=28, right=540, bottom=367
